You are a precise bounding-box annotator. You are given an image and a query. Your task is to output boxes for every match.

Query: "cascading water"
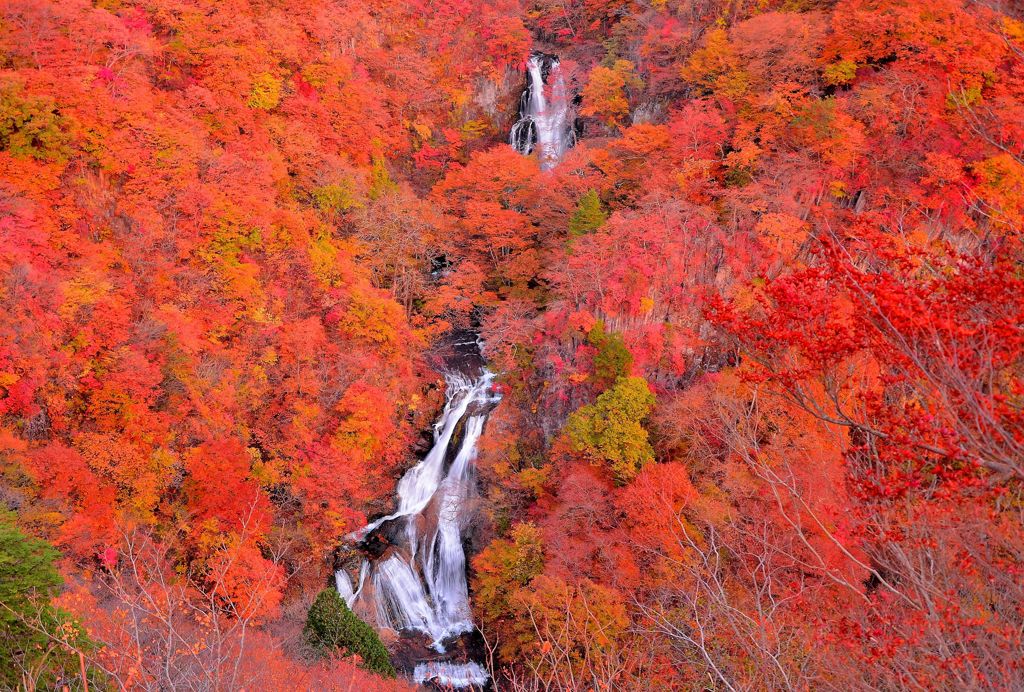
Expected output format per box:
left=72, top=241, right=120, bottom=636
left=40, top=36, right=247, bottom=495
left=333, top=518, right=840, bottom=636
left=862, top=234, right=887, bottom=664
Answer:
left=338, top=354, right=500, bottom=688
left=414, top=661, right=490, bottom=688
left=510, top=52, right=574, bottom=170
left=335, top=561, right=368, bottom=608
left=333, top=54, right=569, bottom=685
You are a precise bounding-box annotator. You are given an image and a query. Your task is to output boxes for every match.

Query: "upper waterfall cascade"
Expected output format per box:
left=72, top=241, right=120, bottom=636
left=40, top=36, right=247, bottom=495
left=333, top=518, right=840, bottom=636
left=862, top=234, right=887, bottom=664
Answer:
left=338, top=367, right=499, bottom=688
left=510, top=53, right=574, bottom=169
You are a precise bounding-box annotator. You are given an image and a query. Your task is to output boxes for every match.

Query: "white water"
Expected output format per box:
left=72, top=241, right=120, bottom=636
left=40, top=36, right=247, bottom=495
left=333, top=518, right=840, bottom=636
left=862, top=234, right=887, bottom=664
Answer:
left=510, top=54, right=574, bottom=170
left=423, top=414, right=485, bottom=633
left=334, top=561, right=367, bottom=608
left=338, top=370, right=499, bottom=686
left=335, top=569, right=354, bottom=603
left=351, top=374, right=487, bottom=540
left=374, top=555, right=441, bottom=640
left=414, top=661, right=491, bottom=688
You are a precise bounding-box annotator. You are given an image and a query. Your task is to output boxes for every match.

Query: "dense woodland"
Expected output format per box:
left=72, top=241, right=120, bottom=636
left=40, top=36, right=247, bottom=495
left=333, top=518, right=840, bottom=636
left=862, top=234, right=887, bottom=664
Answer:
left=0, top=0, right=1023, bottom=689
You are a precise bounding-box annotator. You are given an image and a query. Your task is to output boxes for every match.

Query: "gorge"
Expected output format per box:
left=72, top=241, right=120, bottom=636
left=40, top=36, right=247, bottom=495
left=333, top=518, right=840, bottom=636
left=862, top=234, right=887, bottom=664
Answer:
left=334, top=54, right=575, bottom=688
left=3, top=1, right=1023, bottom=689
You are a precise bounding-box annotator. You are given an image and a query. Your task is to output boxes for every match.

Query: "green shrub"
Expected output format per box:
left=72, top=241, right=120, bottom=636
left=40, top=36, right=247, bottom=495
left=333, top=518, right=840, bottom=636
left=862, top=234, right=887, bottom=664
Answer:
left=0, top=512, right=96, bottom=688
left=304, top=588, right=396, bottom=677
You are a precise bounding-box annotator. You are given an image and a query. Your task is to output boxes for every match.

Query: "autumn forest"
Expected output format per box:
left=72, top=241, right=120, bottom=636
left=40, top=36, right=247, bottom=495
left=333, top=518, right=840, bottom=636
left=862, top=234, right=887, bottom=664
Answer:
left=1, top=0, right=1023, bottom=689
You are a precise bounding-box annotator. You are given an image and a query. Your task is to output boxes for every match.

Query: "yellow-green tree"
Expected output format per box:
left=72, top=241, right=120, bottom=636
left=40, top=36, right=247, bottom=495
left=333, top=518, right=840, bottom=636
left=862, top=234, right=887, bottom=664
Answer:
left=587, top=321, right=632, bottom=388
left=568, top=189, right=608, bottom=237
left=247, top=73, right=282, bottom=110
left=564, top=376, right=655, bottom=484
left=0, top=84, right=70, bottom=161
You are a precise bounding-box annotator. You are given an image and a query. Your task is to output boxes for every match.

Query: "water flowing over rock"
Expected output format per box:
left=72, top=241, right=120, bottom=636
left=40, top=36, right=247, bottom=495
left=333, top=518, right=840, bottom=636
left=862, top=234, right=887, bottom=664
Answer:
left=510, top=52, right=574, bottom=170
left=334, top=569, right=355, bottom=604
left=339, top=354, right=499, bottom=687
left=414, top=661, right=491, bottom=688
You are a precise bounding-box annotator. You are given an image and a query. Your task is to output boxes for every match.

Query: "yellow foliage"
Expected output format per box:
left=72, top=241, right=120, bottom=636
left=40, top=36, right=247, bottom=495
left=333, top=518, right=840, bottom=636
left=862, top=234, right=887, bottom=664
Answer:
left=75, top=434, right=176, bottom=524
left=247, top=73, right=283, bottom=111
left=972, top=153, right=1024, bottom=230
left=261, top=347, right=278, bottom=365
left=1003, top=17, right=1024, bottom=42
left=410, top=120, right=433, bottom=143
left=681, top=28, right=748, bottom=98
left=824, top=59, right=858, bottom=86
left=565, top=376, right=655, bottom=484
left=249, top=447, right=284, bottom=486
left=311, top=180, right=361, bottom=216
left=461, top=119, right=489, bottom=140
left=308, top=231, right=346, bottom=287
left=59, top=271, right=112, bottom=321
left=334, top=288, right=403, bottom=354
left=580, top=61, right=643, bottom=127
left=517, top=467, right=550, bottom=496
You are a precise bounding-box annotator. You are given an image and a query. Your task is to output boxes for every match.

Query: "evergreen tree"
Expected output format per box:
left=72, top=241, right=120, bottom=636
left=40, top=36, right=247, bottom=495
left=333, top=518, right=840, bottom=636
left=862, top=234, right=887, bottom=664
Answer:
left=0, top=512, right=93, bottom=689
left=568, top=189, right=608, bottom=236
left=304, top=588, right=396, bottom=677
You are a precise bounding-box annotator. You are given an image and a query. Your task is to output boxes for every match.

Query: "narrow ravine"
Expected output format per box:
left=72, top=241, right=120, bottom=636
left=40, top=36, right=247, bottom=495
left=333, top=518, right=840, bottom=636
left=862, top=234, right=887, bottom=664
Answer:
left=335, top=52, right=575, bottom=689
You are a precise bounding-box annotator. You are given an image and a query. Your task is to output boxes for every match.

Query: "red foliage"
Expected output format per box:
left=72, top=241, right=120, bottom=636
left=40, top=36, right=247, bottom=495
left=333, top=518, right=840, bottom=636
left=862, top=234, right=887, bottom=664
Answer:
left=3, top=0, right=1024, bottom=688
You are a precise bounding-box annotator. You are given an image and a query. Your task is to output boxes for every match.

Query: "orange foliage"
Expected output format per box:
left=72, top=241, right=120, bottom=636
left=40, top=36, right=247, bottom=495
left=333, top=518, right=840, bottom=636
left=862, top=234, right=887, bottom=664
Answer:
left=3, top=0, right=1024, bottom=688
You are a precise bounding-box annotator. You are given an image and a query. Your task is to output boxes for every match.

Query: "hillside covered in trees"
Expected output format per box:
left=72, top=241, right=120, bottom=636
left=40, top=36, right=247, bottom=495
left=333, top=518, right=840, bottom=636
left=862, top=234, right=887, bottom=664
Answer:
left=1, top=0, right=1023, bottom=689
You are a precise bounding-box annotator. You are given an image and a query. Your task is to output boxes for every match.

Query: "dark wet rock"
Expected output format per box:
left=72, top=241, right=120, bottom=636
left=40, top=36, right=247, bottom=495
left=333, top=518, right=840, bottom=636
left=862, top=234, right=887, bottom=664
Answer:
left=427, top=329, right=486, bottom=378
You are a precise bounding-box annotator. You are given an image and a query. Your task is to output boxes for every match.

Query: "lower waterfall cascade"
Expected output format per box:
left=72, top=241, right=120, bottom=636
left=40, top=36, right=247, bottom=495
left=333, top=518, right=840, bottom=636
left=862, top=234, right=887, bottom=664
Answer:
left=337, top=353, right=500, bottom=688
left=414, top=661, right=491, bottom=688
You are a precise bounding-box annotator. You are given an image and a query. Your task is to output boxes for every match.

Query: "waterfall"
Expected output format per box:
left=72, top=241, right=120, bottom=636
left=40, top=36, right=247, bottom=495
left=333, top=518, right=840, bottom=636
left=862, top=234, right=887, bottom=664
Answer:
left=374, top=555, right=442, bottom=639
left=510, top=53, right=574, bottom=170
left=352, top=374, right=483, bottom=541
left=339, top=366, right=499, bottom=687
left=335, top=561, right=368, bottom=609
left=423, top=414, right=485, bottom=632
left=334, top=569, right=354, bottom=603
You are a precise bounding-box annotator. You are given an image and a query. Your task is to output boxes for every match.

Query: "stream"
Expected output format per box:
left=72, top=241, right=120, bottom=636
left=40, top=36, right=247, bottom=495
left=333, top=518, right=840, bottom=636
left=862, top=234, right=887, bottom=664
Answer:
left=335, top=51, right=574, bottom=689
